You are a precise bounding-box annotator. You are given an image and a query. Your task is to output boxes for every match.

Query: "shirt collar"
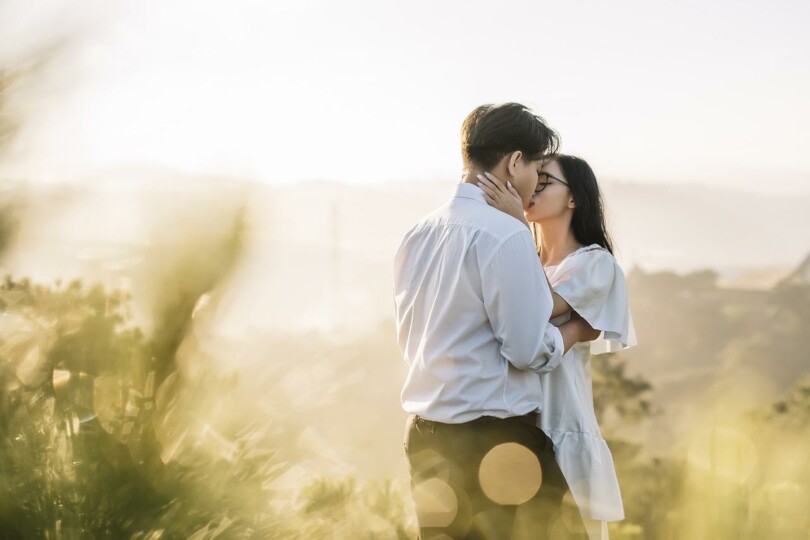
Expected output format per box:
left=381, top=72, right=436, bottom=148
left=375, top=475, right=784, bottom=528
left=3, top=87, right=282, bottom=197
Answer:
left=453, top=182, right=486, bottom=204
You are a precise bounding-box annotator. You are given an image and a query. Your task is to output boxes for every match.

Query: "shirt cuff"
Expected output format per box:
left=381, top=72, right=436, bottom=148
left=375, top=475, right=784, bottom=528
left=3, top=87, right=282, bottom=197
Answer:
left=542, top=324, right=565, bottom=373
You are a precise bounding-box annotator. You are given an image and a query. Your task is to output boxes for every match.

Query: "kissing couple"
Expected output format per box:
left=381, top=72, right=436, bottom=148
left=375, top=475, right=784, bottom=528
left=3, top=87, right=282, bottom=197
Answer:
left=393, top=103, right=636, bottom=539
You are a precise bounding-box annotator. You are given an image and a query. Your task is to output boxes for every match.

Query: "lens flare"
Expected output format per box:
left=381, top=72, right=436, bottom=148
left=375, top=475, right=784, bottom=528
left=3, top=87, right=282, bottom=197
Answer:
left=411, top=477, right=458, bottom=528
left=479, top=442, right=542, bottom=505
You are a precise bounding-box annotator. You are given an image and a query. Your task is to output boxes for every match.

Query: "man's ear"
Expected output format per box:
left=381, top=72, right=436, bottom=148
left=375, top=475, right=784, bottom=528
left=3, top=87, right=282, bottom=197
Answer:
left=507, top=151, right=523, bottom=177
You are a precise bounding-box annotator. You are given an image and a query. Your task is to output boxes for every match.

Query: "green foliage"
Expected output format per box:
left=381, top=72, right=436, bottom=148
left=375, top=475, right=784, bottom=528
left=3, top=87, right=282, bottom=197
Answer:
left=592, top=353, right=654, bottom=429
left=0, top=214, right=416, bottom=538
left=0, top=276, right=161, bottom=538
left=617, top=269, right=810, bottom=539
left=1, top=232, right=807, bottom=538
left=590, top=352, right=682, bottom=539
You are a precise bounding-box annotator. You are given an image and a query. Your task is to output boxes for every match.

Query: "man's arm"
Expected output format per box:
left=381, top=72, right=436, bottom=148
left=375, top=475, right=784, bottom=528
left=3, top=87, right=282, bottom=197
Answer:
left=481, top=230, right=589, bottom=374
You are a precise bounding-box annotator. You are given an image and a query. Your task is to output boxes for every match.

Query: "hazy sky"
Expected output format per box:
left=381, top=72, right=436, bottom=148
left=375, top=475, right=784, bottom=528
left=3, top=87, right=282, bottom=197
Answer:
left=1, top=0, right=809, bottom=191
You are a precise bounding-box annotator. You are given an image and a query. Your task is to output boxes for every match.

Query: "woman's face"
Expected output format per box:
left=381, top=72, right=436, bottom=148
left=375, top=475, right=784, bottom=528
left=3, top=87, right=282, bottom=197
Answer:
left=525, top=159, right=574, bottom=223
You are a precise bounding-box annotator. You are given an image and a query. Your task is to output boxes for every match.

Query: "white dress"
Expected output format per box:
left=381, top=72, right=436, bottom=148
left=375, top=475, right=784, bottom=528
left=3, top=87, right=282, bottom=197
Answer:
left=536, top=244, right=637, bottom=539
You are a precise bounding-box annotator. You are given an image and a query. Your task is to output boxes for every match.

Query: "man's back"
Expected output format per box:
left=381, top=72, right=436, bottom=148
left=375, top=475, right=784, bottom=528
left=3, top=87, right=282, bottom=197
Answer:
left=394, top=182, right=563, bottom=423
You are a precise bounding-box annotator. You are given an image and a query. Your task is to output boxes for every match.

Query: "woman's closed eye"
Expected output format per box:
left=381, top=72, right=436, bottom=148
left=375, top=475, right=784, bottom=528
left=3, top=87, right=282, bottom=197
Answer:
left=535, top=182, right=551, bottom=192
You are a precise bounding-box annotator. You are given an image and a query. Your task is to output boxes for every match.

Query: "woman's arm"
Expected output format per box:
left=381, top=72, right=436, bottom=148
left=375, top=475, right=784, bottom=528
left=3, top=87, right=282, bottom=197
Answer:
left=544, top=268, right=573, bottom=320
left=538, top=257, right=573, bottom=319
left=558, top=311, right=601, bottom=352
left=551, top=291, right=572, bottom=319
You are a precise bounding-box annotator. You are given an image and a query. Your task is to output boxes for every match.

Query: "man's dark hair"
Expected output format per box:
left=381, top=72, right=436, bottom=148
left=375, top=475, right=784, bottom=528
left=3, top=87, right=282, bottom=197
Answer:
left=461, top=103, right=560, bottom=170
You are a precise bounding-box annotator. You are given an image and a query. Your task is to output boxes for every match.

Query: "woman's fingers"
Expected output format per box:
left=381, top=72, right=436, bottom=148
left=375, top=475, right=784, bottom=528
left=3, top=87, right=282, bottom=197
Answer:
left=476, top=177, right=499, bottom=199
left=483, top=172, right=508, bottom=194
left=476, top=174, right=495, bottom=191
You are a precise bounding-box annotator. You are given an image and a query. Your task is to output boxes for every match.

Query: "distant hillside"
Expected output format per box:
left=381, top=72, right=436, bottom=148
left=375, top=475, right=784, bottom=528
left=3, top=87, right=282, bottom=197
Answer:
left=781, top=252, right=810, bottom=286
left=3, top=174, right=807, bottom=333
left=599, top=181, right=810, bottom=274
left=269, top=177, right=810, bottom=274
left=260, top=177, right=810, bottom=326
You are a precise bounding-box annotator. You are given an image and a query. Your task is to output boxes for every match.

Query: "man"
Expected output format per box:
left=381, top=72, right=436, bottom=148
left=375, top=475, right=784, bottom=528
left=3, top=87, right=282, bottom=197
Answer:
left=393, top=103, right=598, bottom=538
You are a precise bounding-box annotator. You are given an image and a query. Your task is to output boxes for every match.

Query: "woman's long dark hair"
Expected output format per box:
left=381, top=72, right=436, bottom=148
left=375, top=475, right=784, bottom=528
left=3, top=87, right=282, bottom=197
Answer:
left=532, top=154, right=615, bottom=255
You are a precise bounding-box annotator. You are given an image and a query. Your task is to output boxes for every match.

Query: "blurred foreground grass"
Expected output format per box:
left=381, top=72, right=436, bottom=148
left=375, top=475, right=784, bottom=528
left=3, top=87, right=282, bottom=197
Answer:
left=0, top=185, right=807, bottom=538
left=0, top=223, right=417, bottom=538
left=1, top=268, right=807, bottom=538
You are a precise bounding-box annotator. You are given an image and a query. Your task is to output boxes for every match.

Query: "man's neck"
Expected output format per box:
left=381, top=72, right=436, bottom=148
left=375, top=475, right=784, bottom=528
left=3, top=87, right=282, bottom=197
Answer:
left=460, top=166, right=511, bottom=185
left=460, top=170, right=484, bottom=185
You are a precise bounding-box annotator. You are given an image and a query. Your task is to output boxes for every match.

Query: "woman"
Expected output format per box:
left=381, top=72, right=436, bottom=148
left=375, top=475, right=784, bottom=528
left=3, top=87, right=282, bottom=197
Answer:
left=476, top=155, right=637, bottom=540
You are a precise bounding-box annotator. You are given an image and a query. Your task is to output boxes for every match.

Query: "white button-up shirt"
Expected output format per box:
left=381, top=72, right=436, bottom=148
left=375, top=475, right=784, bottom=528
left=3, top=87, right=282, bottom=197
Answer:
left=393, top=182, right=564, bottom=423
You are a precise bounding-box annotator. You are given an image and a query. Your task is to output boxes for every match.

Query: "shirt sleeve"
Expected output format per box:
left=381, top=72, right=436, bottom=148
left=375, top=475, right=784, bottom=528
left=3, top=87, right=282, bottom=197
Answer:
left=552, top=248, right=637, bottom=355
left=481, top=230, right=565, bottom=374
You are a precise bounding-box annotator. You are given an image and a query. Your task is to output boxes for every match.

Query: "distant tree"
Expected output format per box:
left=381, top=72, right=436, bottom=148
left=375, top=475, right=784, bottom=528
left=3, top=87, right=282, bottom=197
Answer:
left=593, top=353, right=654, bottom=429
left=589, top=352, right=684, bottom=539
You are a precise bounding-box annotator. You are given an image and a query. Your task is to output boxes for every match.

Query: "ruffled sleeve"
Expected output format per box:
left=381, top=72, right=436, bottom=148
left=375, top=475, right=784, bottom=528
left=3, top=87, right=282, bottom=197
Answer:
left=551, top=246, right=637, bottom=355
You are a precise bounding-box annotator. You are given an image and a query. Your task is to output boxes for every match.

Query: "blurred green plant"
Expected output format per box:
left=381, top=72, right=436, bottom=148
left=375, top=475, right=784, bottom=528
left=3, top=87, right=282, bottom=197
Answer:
left=0, top=200, right=418, bottom=538
left=0, top=276, right=163, bottom=537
